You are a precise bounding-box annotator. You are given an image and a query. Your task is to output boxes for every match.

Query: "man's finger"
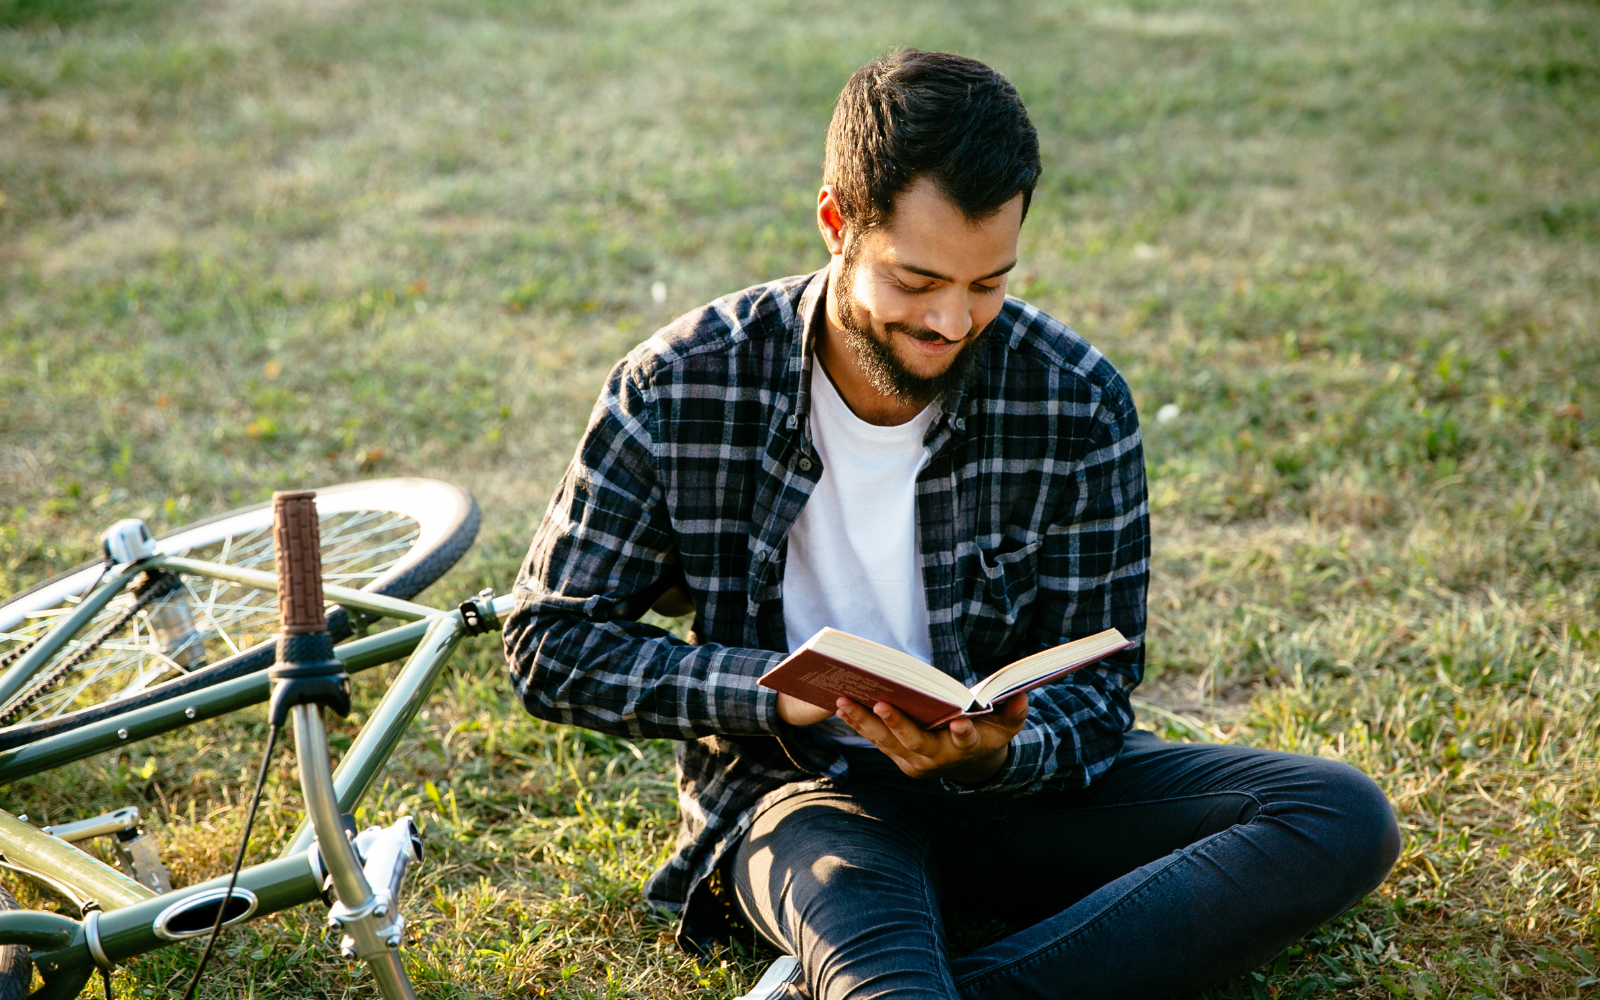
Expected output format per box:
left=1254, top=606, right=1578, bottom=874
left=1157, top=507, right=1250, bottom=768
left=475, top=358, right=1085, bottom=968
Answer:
left=872, top=702, right=939, bottom=756
left=948, top=718, right=980, bottom=751
left=981, top=692, right=1029, bottom=735
left=836, top=699, right=896, bottom=746
left=838, top=703, right=936, bottom=773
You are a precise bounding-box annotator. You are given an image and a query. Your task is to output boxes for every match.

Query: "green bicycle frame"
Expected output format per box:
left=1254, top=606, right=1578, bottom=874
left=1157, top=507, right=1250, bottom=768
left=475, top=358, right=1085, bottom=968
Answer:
left=0, top=552, right=503, bottom=991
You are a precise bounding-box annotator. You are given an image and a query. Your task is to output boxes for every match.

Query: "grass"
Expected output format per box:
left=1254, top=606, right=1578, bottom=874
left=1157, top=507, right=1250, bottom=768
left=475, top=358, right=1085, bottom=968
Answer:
left=1, top=0, right=1598, bottom=995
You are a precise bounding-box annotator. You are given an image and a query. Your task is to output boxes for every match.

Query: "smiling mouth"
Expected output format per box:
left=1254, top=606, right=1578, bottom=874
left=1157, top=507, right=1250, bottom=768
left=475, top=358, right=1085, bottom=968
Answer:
left=905, top=337, right=957, bottom=357
left=893, top=324, right=964, bottom=357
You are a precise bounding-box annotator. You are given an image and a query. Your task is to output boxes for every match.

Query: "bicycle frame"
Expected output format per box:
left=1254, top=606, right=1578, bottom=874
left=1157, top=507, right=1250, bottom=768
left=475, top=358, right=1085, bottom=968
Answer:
left=0, top=550, right=513, bottom=995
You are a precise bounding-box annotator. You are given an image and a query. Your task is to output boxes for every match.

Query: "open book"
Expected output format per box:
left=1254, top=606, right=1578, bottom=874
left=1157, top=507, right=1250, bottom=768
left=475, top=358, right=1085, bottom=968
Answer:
left=759, top=627, right=1131, bottom=729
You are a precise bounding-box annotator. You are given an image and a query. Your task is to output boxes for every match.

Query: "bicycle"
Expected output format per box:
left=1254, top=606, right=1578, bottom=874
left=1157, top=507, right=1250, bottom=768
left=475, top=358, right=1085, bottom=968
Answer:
left=0, top=478, right=509, bottom=998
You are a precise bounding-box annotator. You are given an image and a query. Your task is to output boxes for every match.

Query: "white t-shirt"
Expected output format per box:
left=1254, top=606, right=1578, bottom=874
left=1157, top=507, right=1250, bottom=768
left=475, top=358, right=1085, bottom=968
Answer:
left=782, top=361, right=938, bottom=746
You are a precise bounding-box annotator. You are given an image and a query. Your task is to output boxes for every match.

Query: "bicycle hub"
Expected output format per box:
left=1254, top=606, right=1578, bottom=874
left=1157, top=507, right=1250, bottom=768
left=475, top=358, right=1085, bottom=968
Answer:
left=267, top=491, right=351, bottom=727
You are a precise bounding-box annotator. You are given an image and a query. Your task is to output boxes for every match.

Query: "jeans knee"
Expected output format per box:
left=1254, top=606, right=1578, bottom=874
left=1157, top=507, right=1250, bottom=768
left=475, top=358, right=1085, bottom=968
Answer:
left=1318, top=761, right=1401, bottom=899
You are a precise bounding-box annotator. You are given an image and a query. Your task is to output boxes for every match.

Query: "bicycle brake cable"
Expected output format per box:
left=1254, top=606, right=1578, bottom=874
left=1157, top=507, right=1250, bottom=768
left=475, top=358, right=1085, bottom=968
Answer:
left=180, top=721, right=280, bottom=1000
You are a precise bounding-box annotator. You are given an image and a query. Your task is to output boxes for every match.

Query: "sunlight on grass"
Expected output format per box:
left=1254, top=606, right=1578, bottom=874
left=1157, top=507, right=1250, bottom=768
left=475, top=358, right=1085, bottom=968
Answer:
left=1, top=0, right=1597, bottom=996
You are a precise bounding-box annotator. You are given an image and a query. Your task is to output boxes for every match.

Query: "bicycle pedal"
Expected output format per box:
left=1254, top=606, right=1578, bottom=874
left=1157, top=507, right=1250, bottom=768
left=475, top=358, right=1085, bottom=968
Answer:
left=734, top=957, right=804, bottom=1000
left=44, top=807, right=173, bottom=893
left=114, top=830, right=173, bottom=893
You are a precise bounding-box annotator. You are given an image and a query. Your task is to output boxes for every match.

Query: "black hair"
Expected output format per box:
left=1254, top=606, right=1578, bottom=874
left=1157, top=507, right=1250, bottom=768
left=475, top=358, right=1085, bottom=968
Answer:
left=824, top=49, right=1041, bottom=231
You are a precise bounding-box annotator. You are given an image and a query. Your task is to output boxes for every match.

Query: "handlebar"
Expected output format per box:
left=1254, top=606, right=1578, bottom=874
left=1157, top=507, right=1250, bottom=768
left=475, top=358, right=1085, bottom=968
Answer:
left=273, top=492, right=418, bottom=1000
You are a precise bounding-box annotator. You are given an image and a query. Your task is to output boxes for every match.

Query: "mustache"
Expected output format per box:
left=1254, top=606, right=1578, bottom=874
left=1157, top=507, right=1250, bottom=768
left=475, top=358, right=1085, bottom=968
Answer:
left=888, top=322, right=967, bottom=344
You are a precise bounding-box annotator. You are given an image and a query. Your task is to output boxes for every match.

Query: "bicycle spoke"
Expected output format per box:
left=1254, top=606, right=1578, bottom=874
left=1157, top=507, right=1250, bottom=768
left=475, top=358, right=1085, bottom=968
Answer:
left=114, top=653, right=186, bottom=700
left=1, top=506, right=427, bottom=724
left=182, top=580, right=253, bottom=659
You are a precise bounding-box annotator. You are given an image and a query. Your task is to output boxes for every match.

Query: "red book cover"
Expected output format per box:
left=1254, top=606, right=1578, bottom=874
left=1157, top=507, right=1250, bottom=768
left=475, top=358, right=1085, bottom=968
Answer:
left=758, top=648, right=981, bottom=729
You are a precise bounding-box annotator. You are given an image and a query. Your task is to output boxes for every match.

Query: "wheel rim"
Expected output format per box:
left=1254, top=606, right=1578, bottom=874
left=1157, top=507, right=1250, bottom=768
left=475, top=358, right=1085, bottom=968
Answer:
left=0, top=480, right=467, bottom=726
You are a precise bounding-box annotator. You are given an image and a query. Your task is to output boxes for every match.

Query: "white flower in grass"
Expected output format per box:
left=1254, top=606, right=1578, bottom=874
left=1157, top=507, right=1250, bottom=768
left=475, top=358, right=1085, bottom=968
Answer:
left=1156, top=403, right=1181, bottom=424
left=651, top=281, right=668, bottom=304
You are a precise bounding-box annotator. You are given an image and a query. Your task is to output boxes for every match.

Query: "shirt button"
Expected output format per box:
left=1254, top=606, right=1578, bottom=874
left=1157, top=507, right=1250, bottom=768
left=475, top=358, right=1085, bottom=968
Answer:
left=952, top=417, right=965, bottom=431
left=798, top=457, right=813, bottom=471
left=786, top=415, right=798, bottom=430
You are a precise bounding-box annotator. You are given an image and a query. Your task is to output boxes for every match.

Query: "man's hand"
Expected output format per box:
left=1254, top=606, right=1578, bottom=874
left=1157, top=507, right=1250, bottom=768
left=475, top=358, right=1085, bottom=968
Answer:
left=836, top=693, right=1028, bottom=785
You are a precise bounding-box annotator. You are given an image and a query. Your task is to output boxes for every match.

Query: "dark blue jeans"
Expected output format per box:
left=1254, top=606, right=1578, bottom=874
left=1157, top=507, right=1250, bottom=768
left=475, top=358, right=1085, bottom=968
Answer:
left=729, top=731, right=1400, bottom=999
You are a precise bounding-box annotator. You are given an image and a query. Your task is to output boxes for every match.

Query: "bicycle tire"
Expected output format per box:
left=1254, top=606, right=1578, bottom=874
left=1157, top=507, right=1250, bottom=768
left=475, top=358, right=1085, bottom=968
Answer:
left=0, top=479, right=478, bottom=740
left=0, top=882, right=29, bottom=1000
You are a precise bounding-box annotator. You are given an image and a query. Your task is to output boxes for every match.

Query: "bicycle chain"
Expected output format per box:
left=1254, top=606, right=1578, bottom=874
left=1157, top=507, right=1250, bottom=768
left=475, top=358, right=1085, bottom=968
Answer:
left=0, top=634, right=41, bottom=671
left=0, top=571, right=183, bottom=726
left=0, top=562, right=114, bottom=671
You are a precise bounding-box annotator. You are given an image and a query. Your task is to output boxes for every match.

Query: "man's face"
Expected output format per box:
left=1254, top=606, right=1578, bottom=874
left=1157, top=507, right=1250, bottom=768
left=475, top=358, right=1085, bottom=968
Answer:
left=833, top=177, right=1023, bottom=404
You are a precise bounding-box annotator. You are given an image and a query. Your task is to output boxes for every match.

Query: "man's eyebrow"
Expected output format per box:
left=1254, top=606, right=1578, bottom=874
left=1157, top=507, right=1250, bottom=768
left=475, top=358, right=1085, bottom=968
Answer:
left=895, top=260, right=1019, bottom=283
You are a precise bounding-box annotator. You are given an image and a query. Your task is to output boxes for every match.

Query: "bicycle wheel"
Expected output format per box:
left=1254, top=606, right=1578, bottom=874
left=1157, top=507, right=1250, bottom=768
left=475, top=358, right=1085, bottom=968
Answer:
left=0, top=882, right=27, bottom=1000
left=0, top=478, right=478, bottom=736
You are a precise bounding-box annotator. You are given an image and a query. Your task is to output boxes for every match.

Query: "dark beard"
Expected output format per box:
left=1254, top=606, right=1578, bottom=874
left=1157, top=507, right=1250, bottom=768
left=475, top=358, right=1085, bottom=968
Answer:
left=835, top=242, right=986, bottom=406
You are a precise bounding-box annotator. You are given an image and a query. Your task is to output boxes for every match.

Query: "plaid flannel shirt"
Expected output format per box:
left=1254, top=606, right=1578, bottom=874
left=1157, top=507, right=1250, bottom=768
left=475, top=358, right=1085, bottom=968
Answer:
left=504, top=268, right=1150, bottom=952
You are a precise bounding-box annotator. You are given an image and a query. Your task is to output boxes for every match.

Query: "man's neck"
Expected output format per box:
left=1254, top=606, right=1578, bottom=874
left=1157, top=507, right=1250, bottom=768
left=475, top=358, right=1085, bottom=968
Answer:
left=818, top=266, right=931, bottom=427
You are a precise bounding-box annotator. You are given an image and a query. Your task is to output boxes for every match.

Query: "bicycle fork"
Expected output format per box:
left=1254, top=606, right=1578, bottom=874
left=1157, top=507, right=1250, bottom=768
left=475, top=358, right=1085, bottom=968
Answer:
left=295, top=703, right=418, bottom=1000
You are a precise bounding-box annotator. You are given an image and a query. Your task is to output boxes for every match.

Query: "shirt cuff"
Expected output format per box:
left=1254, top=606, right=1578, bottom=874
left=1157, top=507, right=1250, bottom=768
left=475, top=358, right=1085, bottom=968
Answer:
left=938, top=722, right=1044, bottom=795
left=705, top=645, right=787, bottom=736
left=755, top=673, right=782, bottom=734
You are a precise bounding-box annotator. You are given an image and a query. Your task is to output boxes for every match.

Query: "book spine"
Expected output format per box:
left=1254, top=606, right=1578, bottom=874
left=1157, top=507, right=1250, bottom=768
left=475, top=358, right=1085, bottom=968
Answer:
left=924, top=704, right=995, bottom=730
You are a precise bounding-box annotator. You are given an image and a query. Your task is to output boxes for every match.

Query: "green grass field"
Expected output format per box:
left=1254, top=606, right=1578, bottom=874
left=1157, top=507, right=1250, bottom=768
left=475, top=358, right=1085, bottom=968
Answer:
left=3, top=0, right=1598, bottom=995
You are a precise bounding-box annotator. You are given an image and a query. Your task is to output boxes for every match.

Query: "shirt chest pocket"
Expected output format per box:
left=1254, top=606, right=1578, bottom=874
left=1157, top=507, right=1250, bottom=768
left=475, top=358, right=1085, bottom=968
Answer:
left=965, top=537, right=1043, bottom=627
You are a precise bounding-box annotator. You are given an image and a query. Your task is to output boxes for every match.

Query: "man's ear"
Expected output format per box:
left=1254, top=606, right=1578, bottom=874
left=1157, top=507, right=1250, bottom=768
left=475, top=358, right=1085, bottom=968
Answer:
left=816, top=186, right=848, bottom=256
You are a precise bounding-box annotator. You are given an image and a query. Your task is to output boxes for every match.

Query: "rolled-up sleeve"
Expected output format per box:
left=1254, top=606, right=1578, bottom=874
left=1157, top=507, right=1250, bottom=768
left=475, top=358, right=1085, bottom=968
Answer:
left=503, top=356, right=784, bottom=740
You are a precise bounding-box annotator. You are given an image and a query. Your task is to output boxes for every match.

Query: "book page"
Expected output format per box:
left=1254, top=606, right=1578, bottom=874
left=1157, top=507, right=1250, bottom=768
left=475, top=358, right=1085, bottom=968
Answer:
left=970, top=628, right=1130, bottom=705
left=807, top=629, right=977, bottom=709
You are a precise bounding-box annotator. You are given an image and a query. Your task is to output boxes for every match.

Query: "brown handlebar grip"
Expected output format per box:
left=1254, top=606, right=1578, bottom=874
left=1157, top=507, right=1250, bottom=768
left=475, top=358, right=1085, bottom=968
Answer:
left=272, top=490, right=326, bottom=635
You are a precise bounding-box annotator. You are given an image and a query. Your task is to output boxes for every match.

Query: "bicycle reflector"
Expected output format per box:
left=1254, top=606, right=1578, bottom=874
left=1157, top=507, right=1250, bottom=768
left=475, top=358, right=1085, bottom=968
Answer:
left=266, top=491, right=351, bottom=727
left=101, top=518, right=157, bottom=565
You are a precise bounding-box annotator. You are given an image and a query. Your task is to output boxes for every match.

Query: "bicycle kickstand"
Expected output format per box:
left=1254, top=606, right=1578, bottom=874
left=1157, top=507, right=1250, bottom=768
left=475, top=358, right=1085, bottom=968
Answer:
left=269, top=491, right=423, bottom=1000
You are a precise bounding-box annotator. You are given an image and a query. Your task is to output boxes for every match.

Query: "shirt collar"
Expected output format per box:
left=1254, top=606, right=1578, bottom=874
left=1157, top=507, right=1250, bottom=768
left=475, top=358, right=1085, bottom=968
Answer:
left=791, top=266, right=975, bottom=447
left=787, top=268, right=828, bottom=438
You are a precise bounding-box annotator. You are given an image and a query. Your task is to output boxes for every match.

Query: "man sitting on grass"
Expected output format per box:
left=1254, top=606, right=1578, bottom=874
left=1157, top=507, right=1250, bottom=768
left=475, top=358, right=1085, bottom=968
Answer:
left=505, top=49, right=1399, bottom=999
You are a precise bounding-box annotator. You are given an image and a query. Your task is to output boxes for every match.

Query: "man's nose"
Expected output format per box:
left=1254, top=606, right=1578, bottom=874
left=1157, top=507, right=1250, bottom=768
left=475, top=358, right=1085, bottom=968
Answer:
left=923, top=292, right=974, bottom=341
